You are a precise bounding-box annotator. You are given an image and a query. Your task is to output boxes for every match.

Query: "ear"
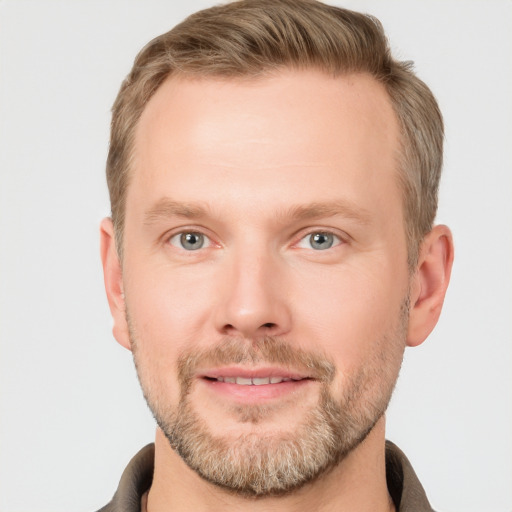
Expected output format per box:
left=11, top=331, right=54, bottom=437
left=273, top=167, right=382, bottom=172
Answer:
left=407, top=224, right=454, bottom=347
left=100, top=218, right=132, bottom=351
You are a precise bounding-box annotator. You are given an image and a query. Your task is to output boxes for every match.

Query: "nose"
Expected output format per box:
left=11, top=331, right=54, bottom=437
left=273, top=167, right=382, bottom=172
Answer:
left=214, top=248, right=292, bottom=339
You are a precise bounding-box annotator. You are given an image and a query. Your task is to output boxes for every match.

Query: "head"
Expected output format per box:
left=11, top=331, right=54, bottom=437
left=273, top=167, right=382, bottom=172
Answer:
left=101, top=0, right=453, bottom=498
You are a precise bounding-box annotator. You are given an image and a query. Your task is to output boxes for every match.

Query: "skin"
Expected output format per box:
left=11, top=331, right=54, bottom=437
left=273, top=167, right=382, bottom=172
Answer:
left=101, top=69, right=453, bottom=512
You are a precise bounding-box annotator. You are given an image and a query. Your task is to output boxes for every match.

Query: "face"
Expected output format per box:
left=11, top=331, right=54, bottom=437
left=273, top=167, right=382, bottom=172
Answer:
left=118, top=70, right=411, bottom=495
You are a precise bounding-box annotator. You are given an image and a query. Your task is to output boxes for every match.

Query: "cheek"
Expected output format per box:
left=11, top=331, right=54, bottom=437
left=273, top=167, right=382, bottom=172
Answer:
left=124, top=261, right=218, bottom=354
left=122, top=267, right=214, bottom=411
left=290, top=261, right=407, bottom=370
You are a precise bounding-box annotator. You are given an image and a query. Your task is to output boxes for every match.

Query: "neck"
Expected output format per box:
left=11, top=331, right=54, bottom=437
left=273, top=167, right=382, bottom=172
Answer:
left=146, top=416, right=395, bottom=512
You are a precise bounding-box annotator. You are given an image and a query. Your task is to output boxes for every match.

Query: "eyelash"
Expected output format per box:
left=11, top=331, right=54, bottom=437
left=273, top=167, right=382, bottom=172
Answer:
left=295, top=231, right=344, bottom=251
left=167, top=231, right=213, bottom=251
left=166, top=228, right=345, bottom=252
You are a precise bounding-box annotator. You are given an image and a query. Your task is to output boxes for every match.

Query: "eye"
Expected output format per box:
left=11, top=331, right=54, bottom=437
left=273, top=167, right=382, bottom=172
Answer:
left=168, top=231, right=210, bottom=251
left=296, top=231, right=342, bottom=250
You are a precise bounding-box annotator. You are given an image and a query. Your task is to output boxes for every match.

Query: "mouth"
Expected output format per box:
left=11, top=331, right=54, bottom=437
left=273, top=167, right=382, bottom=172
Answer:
left=197, top=368, right=315, bottom=402
left=206, top=375, right=304, bottom=385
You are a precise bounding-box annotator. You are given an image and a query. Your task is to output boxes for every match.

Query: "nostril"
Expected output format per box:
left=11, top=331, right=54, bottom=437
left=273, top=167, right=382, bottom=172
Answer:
left=220, top=321, right=284, bottom=337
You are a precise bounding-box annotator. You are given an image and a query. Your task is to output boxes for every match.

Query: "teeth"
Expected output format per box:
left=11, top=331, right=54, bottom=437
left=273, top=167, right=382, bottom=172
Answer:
left=215, top=376, right=298, bottom=385
left=252, top=377, right=270, bottom=385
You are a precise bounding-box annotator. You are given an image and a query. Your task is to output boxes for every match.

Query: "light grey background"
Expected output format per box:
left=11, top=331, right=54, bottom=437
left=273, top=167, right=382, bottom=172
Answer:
left=1, top=1, right=511, bottom=511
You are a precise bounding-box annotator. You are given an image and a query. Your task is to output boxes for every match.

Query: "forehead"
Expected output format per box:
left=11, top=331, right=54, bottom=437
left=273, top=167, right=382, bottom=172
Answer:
left=129, top=69, right=402, bottom=220
left=136, top=69, right=398, bottom=161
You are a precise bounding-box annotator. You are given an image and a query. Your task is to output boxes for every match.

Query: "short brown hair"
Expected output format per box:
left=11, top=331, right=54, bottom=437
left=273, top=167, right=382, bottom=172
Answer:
left=107, top=0, right=443, bottom=266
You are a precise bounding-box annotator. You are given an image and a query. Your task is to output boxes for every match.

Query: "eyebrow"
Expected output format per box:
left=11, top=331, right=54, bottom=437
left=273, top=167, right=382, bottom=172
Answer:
left=144, top=199, right=209, bottom=224
left=143, top=198, right=372, bottom=225
left=284, top=201, right=372, bottom=225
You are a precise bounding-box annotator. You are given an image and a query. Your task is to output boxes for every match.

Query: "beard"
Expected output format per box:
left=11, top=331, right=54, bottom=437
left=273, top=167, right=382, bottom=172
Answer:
left=129, top=299, right=408, bottom=497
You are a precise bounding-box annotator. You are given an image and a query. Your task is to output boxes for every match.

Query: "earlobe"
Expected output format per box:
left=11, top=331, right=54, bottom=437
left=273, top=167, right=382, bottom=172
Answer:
left=407, top=224, right=454, bottom=347
left=100, top=218, right=131, bottom=351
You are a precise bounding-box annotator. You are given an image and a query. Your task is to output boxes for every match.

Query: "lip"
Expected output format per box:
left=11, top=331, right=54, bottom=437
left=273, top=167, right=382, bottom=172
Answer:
left=197, top=366, right=315, bottom=402
left=199, top=366, right=311, bottom=381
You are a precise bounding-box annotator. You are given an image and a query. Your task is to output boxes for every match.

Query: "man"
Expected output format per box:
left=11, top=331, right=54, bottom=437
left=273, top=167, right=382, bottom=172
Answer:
left=99, top=0, right=453, bottom=510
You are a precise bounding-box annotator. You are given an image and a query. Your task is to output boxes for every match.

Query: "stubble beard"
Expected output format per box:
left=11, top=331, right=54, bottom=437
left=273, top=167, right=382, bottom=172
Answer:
left=129, top=300, right=408, bottom=497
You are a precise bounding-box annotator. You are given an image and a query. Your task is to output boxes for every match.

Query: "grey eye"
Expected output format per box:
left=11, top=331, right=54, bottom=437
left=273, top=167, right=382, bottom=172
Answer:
left=169, top=232, right=207, bottom=250
left=296, top=231, right=341, bottom=250
left=309, top=232, right=334, bottom=250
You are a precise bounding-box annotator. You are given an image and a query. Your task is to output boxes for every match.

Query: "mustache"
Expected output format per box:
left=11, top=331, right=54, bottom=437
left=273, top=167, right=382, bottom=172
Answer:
left=177, top=336, right=336, bottom=385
